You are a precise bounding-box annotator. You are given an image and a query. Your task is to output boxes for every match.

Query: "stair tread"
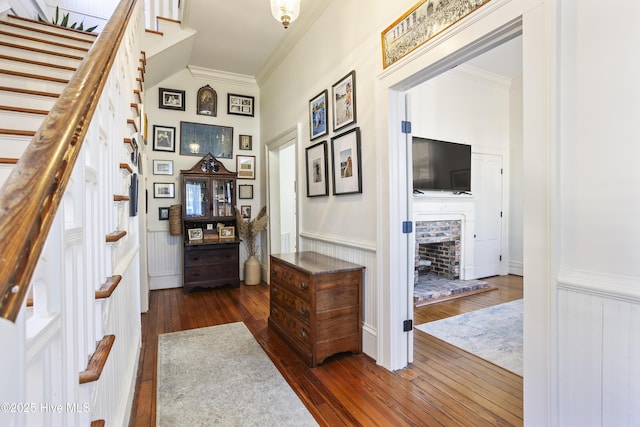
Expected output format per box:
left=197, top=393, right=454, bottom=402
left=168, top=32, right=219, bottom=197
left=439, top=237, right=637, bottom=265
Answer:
left=0, top=40, right=85, bottom=61
left=0, top=20, right=95, bottom=46
left=8, top=15, right=98, bottom=41
left=0, top=53, right=77, bottom=71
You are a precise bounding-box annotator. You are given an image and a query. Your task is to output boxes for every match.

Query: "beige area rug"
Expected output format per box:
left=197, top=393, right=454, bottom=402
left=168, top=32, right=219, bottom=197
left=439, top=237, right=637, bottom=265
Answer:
left=416, top=299, right=523, bottom=376
left=157, top=322, right=318, bottom=426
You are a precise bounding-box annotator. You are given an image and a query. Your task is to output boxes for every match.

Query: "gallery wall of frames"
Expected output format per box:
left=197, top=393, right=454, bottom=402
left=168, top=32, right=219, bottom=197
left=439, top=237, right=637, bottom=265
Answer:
left=145, top=69, right=260, bottom=290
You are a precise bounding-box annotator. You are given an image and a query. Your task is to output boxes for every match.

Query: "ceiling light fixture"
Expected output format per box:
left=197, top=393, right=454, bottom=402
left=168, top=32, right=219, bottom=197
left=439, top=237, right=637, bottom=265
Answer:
left=270, top=0, right=300, bottom=29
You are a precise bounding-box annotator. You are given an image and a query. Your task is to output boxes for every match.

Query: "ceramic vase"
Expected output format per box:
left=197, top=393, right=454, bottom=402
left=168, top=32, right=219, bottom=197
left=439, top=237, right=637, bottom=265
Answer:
left=244, top=255, right=261, bottom=285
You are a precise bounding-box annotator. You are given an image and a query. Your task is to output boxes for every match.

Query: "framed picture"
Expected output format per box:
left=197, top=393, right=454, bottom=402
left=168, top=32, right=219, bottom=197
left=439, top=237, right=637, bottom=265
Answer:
left=332, top=70, right=356, bottom=131
left=188, top=228, right=203, bottom=241
left=381, top=0, right=491, bottom=69
left=180, top=121, right=233, bottom=158
left=305, top=140, right=329, bottom=197
left=236, top=155, right=255, bottom=180
left=153, top=182, right=175, bottom=198
left=197, top=84, right=217, bottom=116
left=153, top=125, right=176, bottom=152
left=238, top=184, right=253, bottom=199
left=227, top=93, right=254, bottom=117
left=239, top=134, right=252, bottom=150
left=220, top=226, right=235, bottom=238
left=309, top=90, right=328, bottom=140
left=331, top=127, right=362, bottom=195
left=158, top=207, right=170, bottom=220
left=153, top=159, right=173, bottom=175
left=159, top=87, right=185, bottom=111
left=240, top=205, right=251, bottom=219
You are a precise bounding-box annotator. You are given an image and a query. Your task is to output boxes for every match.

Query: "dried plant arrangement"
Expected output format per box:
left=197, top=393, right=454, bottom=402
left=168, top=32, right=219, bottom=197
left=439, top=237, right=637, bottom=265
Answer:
left=235, top=206, right=268, bottom=257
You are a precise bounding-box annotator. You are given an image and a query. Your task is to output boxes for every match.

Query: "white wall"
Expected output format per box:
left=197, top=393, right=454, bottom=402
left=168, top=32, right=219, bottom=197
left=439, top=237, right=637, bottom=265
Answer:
left=508, top=78, right=523, bottom=275
left=145, top=68, right=261, bottom=289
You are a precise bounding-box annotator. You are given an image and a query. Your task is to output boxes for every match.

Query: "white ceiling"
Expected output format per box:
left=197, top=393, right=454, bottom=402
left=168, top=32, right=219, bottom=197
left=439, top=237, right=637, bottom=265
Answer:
left=179, top=1, right=522, bottom=81
left=181, top=0, right=332, bottom=80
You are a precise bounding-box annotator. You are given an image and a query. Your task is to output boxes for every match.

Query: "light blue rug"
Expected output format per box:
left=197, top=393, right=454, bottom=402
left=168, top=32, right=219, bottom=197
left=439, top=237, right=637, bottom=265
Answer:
left=157, top=322, right=318, bottom=426
left=416, top=299, right=523, bottom=376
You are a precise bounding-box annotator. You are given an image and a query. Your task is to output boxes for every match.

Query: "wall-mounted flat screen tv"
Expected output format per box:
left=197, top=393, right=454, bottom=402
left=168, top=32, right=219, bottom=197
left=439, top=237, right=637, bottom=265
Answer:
left=412, top=137, right=471, bottom=192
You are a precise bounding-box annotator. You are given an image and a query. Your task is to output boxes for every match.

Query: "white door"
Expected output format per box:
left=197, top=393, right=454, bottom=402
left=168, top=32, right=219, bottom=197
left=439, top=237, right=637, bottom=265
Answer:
left=472, top=153, right=503, bottom=278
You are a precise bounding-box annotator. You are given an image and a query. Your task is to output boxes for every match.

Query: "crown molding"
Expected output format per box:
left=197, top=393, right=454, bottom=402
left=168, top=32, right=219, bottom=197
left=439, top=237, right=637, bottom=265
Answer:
left=187, top=65, right=257, bottom=89
left=450, top=63, right=514, bottom=90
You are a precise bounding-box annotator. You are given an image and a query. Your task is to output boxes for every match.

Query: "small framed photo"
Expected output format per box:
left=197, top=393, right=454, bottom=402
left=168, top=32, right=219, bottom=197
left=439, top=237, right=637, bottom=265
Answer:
left=188, top=228, right=203, bottom=241
left=305, top=140, right=329, bottom=197
left=153, top=125, right=176, bottom=152
left=153, top=182, right=175, bottom=198
left=158, top=207, right=170, bottom=220
left=239, top=134, right=252, bottom=150
left=153, top=159, right=173, bottom=175
left=197, top=84, right=217, bottom=116
left=309, top=90, right=328, bottom=140
left=241, top=205, right=251, bottom=219
left=239, top=184, right=253, bottom=199
left=332, top=70, right=356, bottom=131
left=159, top=87, right=185, bottom=111
left=227, top=93, right=254, bottom=117
left=220, top=226, right=235, bottom=239
left=236, top=155, right=255, bottom=180
left=331, top=127, right=362, bottom=195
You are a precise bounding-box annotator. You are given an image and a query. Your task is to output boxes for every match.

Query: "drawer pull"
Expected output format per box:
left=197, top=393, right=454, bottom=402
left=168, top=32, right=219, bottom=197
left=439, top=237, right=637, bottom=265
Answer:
left=271, top=267, right=278, bottom=274
left=192, top=257, right=199, bottom=261
left=271, top=287, right=278, bottom=295
left=300, top=306, right=308, bottom=315
left=299, top=281, right=308, bottom=290
left=272, top=307, right=279, bottom=315
left=300, top=329, right=309, bottom=339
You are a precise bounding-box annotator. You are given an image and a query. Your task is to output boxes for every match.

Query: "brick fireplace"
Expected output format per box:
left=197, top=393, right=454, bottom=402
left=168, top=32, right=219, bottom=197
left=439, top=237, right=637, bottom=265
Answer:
left=414, top=220, right=461, bottom=283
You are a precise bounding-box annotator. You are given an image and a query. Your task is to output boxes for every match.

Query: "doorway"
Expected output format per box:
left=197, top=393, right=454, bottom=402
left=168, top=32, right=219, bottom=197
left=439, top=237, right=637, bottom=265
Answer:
left=265, top=126, right=300, bottom=281
left=399, top=26, right=524, bottom=369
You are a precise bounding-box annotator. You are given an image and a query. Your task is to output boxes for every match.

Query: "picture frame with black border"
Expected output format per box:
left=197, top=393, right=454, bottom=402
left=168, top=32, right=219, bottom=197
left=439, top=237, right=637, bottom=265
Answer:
left=240, top=205, right=251, bottom=219
left=196, top=84, right=217, bottom=116
left=305, top=140, right=329, bottom=197
left=238, top=184, right=253, bottom=199
left=158, top=207, right=170, bottom=220
left=236, top=155, right=255, bottom=180
left=153, top=182, right=175, bottom=198
left=309, top=90, right=328, bottom=140
left=153, top=125, right=176, bottom=152
left=227, top=93, right=255, bottom=117
left=239, top=134, right=252, bottom=150
left=331, top=70, right=356, bottom=131
left=153, top=159, right=173, bottom=175
left=159, top=87, right=185, bottom=111
left=331, top=127, right=362, bottom=195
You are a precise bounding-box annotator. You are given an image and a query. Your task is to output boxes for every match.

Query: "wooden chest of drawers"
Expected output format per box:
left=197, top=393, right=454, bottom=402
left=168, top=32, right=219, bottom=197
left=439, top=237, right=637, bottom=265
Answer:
left=183, top=240, right=239, bottom=292
left=268, top=252, right=364, bottom=367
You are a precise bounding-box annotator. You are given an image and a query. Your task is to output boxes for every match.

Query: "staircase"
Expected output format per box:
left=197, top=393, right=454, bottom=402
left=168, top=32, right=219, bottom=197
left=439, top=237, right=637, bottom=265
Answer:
left=0, top=1, right=146, bottom=425
left=0, top=15, right=95, bottom=182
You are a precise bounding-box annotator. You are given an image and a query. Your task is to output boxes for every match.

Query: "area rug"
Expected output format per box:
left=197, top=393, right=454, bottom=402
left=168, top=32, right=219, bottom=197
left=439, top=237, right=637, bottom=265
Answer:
left=157, top=322, right=318, bottom=426
left=414, top=273, right=497, bottom=306
left=415, top=299, right=523, bottom=376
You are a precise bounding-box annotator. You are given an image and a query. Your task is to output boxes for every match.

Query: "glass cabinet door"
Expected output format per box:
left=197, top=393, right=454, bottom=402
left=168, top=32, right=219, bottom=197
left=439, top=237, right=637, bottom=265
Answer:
left=184, top=178, right=209, bottom=218
left=211, top=179, right=234, bottom=217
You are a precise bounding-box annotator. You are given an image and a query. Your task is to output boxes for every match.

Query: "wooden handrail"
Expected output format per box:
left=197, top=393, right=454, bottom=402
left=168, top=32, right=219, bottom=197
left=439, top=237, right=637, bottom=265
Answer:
left=0, top=0, right=138, bottom=322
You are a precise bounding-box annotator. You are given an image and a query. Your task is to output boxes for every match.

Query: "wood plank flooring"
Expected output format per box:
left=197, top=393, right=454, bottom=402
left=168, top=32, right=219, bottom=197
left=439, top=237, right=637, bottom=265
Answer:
left=129, top=275, right=523, bottom=426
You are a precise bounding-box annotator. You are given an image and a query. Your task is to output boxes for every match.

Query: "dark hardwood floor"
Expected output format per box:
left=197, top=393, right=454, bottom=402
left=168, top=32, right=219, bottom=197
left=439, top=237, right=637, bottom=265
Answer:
left=129, top=275, right=523, bottom=426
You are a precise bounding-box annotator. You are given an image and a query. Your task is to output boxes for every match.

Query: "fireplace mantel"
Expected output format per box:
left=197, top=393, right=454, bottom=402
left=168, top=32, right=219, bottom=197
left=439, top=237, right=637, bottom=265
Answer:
left=413, top=197, right=476, bottom=280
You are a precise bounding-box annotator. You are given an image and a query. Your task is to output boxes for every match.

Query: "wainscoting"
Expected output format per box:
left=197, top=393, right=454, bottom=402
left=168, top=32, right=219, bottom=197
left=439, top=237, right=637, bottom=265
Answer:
left=556, top=270, right=640, bottom=426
